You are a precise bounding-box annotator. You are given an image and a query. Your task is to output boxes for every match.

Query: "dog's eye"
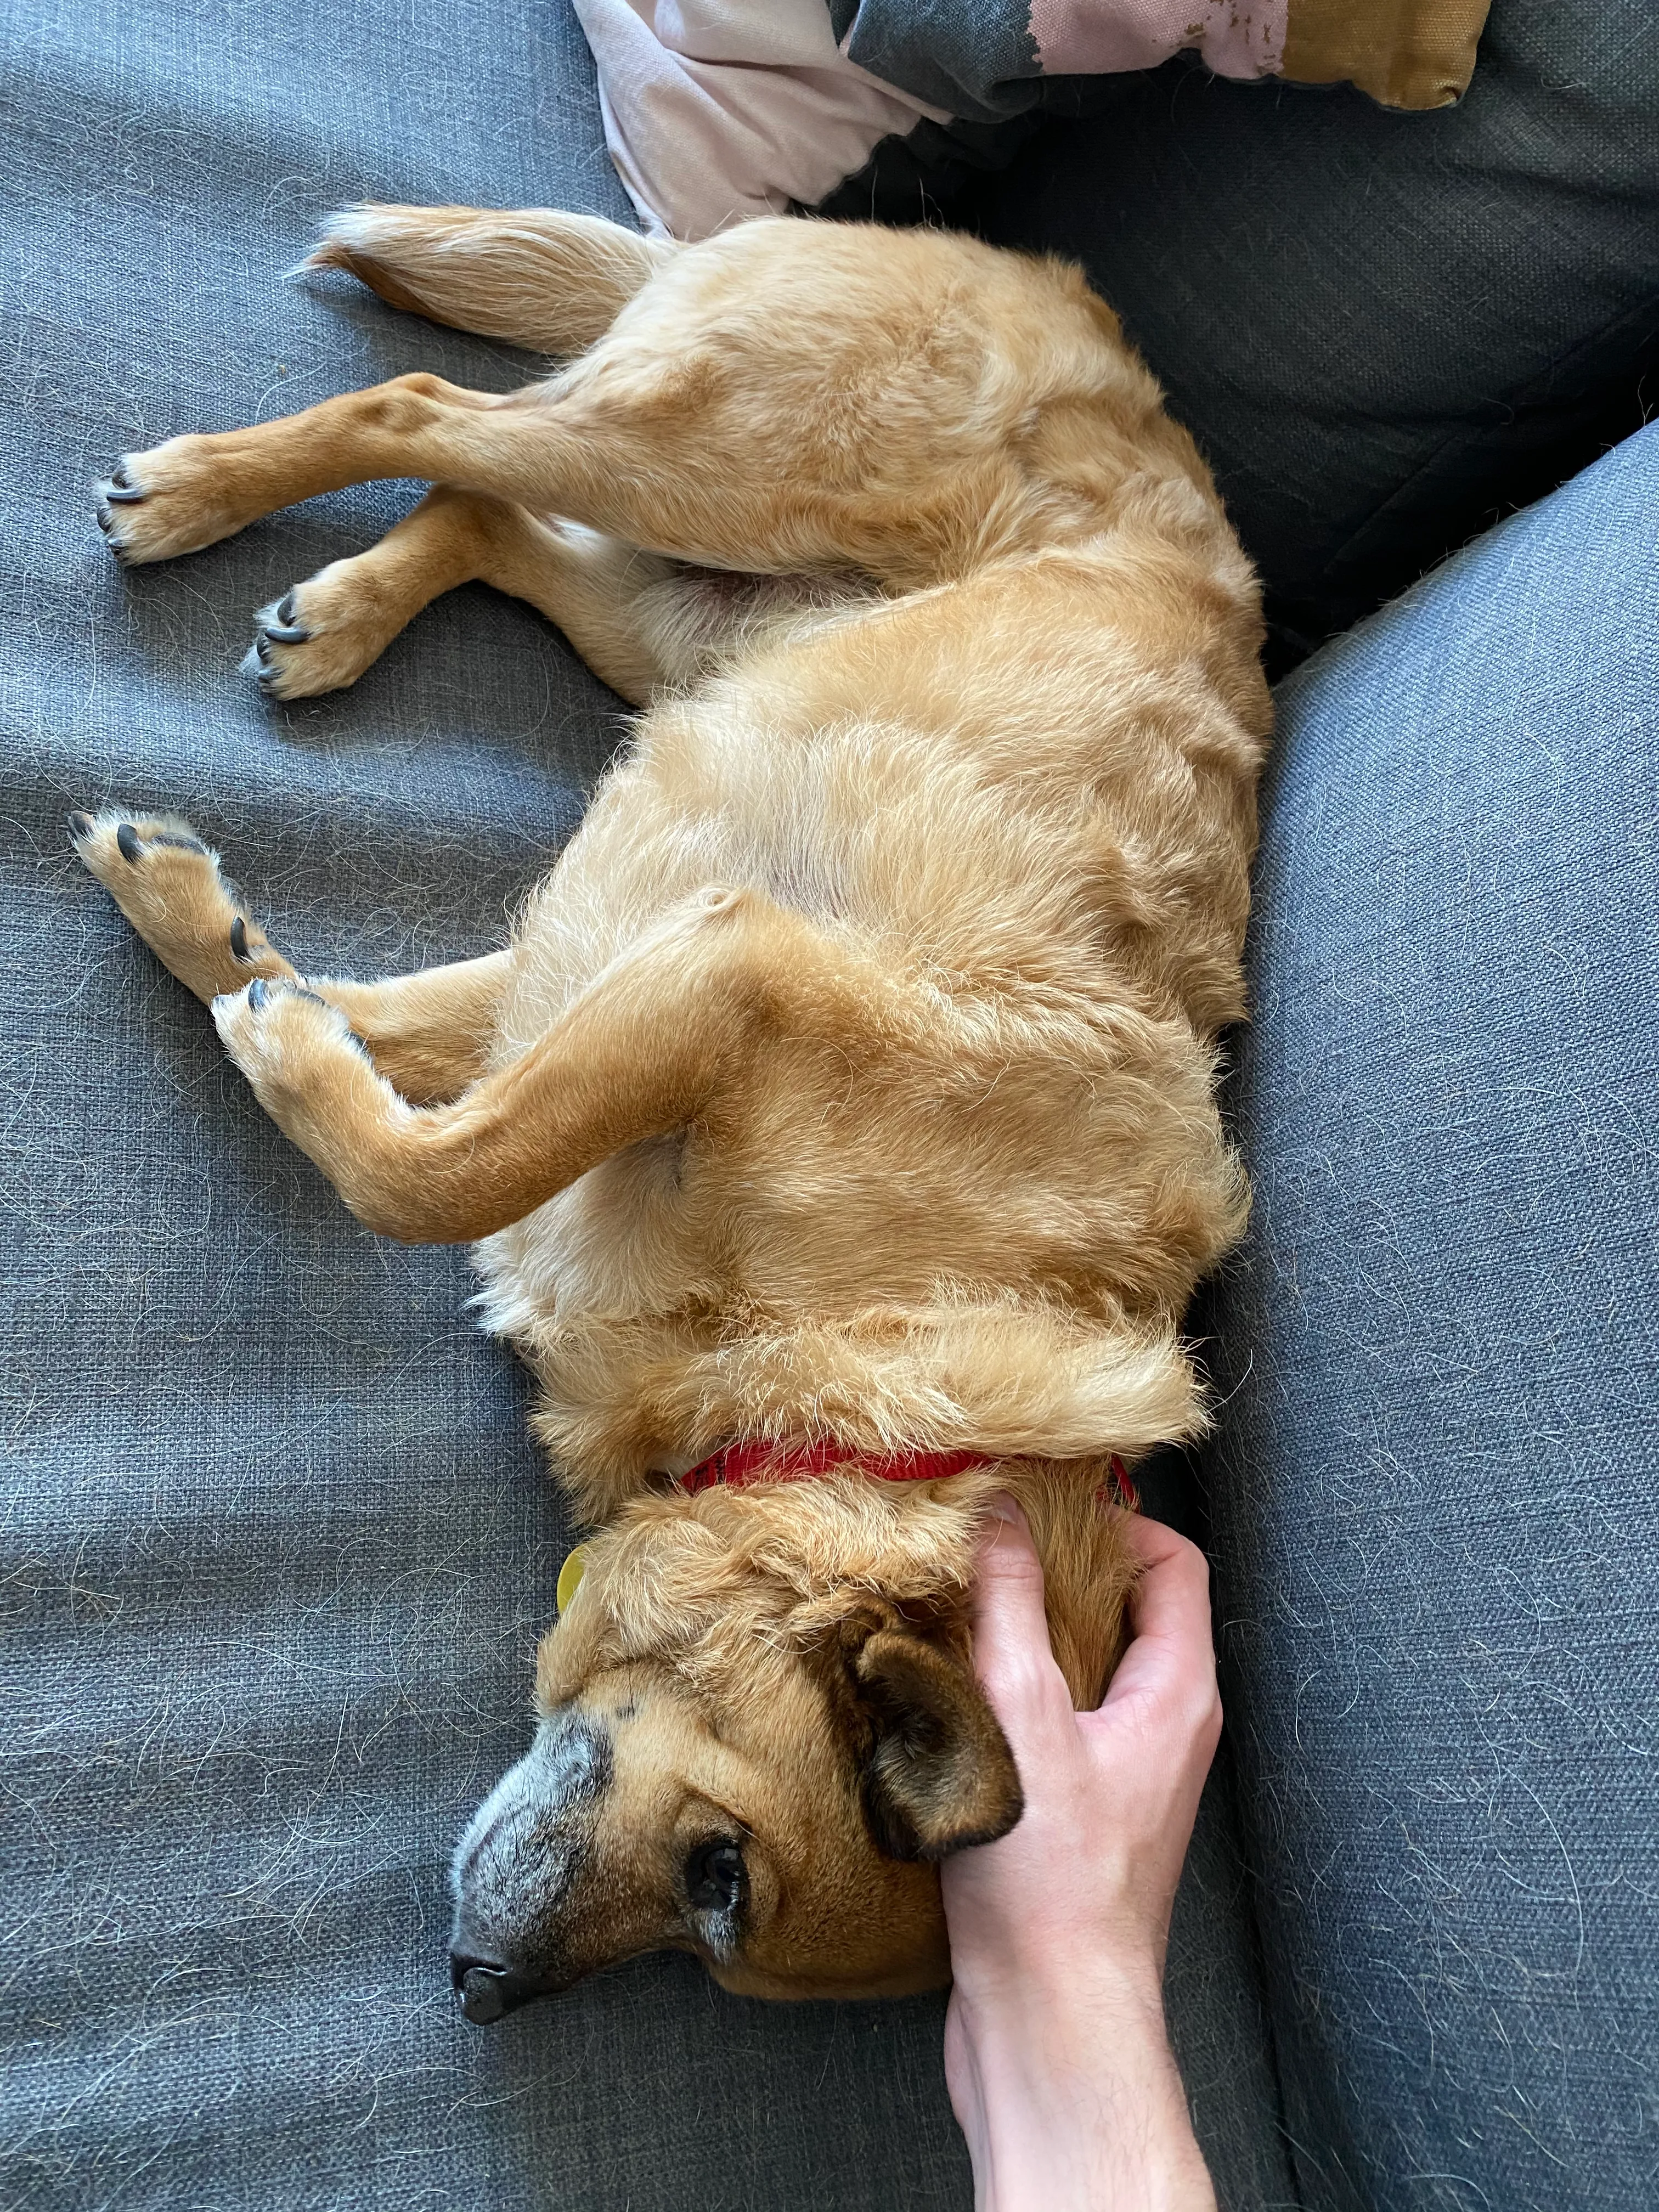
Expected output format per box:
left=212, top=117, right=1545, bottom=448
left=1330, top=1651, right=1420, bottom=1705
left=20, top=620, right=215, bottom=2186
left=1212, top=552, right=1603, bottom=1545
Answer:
left=684, top=1838, right=746, bottom=1914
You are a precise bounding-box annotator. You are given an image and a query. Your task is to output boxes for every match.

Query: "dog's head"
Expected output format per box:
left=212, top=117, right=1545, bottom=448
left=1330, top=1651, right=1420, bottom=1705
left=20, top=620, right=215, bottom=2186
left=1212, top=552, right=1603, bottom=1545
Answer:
left=449, top=1472, right=1131, bottom=2013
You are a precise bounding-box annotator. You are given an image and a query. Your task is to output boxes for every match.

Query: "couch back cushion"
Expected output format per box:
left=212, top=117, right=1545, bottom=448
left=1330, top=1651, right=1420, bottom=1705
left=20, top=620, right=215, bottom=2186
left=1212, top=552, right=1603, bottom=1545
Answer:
left=1204, top=424, right=1659, bottom=2211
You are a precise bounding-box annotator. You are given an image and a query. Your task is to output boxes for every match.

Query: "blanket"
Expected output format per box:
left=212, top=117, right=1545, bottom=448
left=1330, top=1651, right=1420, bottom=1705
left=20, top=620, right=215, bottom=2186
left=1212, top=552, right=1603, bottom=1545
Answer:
left=572, top=0, right=1493, bottom=237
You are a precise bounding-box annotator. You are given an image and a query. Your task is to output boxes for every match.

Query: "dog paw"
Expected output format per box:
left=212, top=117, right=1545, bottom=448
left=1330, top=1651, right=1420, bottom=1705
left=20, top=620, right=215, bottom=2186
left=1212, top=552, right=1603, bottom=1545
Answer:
left=212, top=978, right=392, bottom=1174
left=242, top=563, right=398, bottom=700
left=94, top=437, right=255, bottom=565
left=212, top=974, right=360, bottom=1084
left=69, top=808, right=294, bottom=1001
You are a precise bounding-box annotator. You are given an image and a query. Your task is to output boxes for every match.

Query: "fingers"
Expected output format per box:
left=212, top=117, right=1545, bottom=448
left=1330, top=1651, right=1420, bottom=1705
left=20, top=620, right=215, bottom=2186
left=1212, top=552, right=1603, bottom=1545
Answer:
left=1119, top=1514, right=1216, bottom=1655
left=967, top=1500, right=1050, bottom=1676
left=1094, top=1515, right=1221, bottom=1745
left=966, top=1499, right=1073, bottom=1734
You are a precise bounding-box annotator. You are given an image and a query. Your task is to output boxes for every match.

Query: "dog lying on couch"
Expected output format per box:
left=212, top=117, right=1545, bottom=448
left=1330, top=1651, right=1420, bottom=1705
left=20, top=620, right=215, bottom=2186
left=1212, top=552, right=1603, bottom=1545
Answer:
left=74, top=208, right=1269, bottom=2015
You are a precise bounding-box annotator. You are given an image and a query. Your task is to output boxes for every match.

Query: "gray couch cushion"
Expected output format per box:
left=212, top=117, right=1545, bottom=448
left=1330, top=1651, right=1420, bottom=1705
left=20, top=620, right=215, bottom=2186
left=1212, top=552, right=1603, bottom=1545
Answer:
left=1205, top=425, right=1659, bottom=2211
left=0, top=2, right=1289, bottom=2204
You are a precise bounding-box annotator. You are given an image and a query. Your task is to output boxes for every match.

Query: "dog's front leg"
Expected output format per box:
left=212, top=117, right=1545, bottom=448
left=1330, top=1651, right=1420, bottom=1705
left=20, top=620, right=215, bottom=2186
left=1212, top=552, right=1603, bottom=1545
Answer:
left=73, top=809, right=514, bottom=1105
left=210, top=887, right=870, bottom=1243
left=247, top=487, right=684, bottom=707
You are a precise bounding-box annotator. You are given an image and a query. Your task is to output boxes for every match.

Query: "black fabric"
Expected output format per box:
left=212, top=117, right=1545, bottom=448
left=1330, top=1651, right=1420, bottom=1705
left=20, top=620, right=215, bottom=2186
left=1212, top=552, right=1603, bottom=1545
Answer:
left=939, top=0, right=1659, bottom=669
left=812, top=111, right=1047, bottom=228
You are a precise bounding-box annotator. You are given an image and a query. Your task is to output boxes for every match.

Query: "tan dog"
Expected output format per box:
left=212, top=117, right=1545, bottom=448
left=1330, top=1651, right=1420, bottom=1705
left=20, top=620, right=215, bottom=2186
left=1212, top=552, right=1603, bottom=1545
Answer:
left=75, top=209, right=1269, bottom=2011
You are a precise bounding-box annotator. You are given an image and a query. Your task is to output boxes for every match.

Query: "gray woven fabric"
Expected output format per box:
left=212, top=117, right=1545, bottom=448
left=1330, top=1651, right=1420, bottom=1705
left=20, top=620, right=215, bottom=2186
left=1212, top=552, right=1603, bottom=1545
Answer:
left=0, top=2, right=1289, bottom=2204
left=1205, top=426, right=1659, bottom=2211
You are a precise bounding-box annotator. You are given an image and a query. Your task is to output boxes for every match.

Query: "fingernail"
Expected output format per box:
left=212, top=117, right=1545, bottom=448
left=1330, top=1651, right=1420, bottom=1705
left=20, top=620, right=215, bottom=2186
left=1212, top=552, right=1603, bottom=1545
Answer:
left=985, top=1493, right=1020, bottom=1523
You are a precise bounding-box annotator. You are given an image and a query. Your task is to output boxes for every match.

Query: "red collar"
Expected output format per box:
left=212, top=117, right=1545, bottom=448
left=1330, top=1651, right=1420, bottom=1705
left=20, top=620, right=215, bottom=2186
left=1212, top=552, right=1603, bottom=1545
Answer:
left=678, top=1440, right=1138, bottom=1510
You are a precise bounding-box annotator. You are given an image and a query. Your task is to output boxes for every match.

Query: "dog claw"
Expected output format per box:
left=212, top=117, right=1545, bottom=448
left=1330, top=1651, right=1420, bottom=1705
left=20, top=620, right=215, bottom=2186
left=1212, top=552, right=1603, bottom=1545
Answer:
left=261, top=590, right=312, bottom=647
left=247, top=977, right=269, bottom=1012
left=247, top=592, right=314, bottom=686
left=115, top=823, right=142, bottom=864
left=101, top=462, right=145, bottom=505
left=229, top=915, right=249, bottom=961
left=67, top=810, right=93, bottom=842
left=97, top=503, right=131, bottom=563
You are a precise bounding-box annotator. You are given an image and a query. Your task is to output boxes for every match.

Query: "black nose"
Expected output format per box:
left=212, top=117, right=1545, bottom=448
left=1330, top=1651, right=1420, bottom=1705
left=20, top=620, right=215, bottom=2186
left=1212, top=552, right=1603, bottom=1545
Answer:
left=449, top=1950, right=550, bottom=2024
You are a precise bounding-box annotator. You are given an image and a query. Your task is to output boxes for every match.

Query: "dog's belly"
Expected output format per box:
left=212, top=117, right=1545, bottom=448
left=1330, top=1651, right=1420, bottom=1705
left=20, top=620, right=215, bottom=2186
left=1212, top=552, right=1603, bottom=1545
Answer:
left=465, top=546, right=1265, bottom=1385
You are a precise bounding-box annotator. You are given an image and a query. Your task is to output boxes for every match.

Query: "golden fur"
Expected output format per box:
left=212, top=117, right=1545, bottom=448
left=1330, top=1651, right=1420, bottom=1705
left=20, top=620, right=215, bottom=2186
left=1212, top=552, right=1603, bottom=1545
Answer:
left=76, top=208, right=1269, bottom=2002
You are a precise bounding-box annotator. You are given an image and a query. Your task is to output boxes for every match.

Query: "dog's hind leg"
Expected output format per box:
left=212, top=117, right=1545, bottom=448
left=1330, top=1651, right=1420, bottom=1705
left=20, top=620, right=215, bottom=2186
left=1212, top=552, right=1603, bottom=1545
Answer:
left=250, top=486, right=689, bottom=707
left=71, top=809, right=511, bottom=1105
left=304, top=205, right=674, bottom=355
left=95, top=221, right=1079, bottom=584
left=253, top=486, right=863, bottom=707
left=97, top=374, right=704, bottom=600
left=95, top=375, right=507, bottom=568
left=94, top=363, right=896, bottom=583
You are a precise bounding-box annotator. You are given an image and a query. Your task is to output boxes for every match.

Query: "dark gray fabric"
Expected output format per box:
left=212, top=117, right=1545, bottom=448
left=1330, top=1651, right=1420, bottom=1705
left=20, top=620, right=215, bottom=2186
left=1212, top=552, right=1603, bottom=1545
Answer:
left=0, top=2, right=1289, bottom=2205
left=959, top=0, right=1659, bottom=669
left=1165, top=1754, right=1300, bottom=2210
left=828, top=0, right=1042, bottom=126
left=1204, top=425, right=1659, bottom=2210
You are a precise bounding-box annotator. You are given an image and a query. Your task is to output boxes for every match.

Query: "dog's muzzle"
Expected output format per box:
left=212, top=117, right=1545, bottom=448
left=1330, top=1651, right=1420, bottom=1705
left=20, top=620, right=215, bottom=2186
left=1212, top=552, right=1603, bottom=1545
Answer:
left=447, top=1709, right=612, bottom=2023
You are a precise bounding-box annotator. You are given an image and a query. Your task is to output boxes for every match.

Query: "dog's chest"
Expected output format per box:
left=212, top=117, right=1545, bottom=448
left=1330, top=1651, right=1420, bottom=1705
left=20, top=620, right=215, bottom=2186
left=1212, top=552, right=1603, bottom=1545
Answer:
left=471, top=1126, right=699, bottom=1347
left=466, top=704, right=1102, bottom=1346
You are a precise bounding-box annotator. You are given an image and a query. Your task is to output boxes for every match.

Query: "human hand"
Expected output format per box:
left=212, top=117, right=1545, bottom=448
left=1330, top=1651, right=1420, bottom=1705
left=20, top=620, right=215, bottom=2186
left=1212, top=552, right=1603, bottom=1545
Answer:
left=941, top=1499, right=1223, bottom=2212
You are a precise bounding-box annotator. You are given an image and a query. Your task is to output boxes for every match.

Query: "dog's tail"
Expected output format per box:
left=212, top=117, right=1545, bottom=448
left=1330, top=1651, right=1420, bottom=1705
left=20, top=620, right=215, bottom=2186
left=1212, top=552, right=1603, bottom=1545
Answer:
left=301, top=205, right=676, bottom=356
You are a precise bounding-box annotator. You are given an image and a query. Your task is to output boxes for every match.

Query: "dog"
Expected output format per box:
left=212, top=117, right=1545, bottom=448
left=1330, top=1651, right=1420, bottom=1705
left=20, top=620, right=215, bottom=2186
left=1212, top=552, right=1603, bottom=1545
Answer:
left=74, top=207, right=1269, bottom=2013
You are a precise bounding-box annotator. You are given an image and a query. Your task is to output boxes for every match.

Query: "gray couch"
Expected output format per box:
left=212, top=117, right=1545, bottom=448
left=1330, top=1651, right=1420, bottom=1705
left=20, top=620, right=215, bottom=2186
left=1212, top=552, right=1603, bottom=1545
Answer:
left=4, top=4, right=1654, bottom=2208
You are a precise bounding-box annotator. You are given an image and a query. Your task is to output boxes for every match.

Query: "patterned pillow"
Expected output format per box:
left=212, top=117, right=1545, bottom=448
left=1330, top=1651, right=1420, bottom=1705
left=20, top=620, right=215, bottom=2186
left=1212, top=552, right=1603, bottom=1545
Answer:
left=572, top=0, right=1492, bottom=239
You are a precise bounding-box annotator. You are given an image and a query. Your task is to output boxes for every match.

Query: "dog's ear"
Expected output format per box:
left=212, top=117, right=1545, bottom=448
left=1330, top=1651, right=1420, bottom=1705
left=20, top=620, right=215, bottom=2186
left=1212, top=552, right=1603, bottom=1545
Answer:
left=853, top=1630, right=1023, bottom=1862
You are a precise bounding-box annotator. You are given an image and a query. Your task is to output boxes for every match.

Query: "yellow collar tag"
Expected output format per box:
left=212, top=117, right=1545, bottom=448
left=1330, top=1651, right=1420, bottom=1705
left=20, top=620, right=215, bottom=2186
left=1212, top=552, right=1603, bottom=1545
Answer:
left=556, top=1545, right=589, bottom=1615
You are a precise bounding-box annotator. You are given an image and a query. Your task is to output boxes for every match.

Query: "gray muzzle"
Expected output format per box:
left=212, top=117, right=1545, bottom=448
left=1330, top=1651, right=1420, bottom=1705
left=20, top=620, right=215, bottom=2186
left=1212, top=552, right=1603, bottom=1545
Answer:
left=448, top=1709, right=612, bottom=2023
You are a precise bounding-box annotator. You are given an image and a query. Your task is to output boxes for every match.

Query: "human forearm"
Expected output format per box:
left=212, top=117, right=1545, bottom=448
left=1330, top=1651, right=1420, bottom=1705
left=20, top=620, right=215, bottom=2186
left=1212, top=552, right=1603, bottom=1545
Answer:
left=949, top=1972, right=1216, bottom=2212
left=940, top=1505, right=1225, bottom=2212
